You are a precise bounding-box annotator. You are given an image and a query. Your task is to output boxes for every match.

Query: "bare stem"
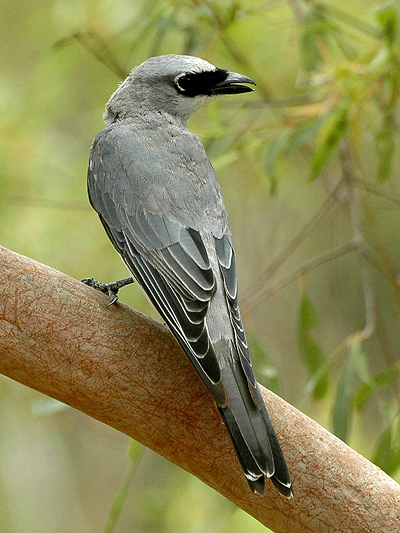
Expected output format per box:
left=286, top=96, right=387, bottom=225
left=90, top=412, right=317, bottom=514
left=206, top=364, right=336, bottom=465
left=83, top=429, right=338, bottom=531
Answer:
left=242, top=241, right=357, bottom=315
left=241, top=178, right=344, bottom=314
left=339, top=140, right=376, bottom=340
left=353, top=178, right=400, bottom=206
left=72, top=32, right=128, bottom=79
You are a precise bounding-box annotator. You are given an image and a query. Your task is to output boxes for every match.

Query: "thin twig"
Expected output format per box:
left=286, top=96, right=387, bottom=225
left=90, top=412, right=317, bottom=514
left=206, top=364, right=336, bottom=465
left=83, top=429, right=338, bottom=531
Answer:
left=287, top=0, right=305, bottom=22
left=241, top=241, right=357, bottom=314
left=340, top=140, right=376, bottom=340
left=197, top=0, right=272, bottom=101
left=241, top=178, right=344, bottom=314
left=316, top=2, right=383, bottom=39
left=103, top=443, right=145, bottom=533
left=359, top=248, right=396, bottom=282
left=375, top=309, right=400, bottom=409
left=354, top=178, right=400, bottom=206
left=359, top=185, right=400, bottom=338
left=57, top=32, right=128, bottom=79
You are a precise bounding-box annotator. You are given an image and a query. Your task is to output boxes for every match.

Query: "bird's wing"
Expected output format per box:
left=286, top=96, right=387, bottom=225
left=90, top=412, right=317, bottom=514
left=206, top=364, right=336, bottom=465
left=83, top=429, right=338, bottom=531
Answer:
left=214, top=234, right=258, bottom=393
left=88, top=127, right=230, bottom=404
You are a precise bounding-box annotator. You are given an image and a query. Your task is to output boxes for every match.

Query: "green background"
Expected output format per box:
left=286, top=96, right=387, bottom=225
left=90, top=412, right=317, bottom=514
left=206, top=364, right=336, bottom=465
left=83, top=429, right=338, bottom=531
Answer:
left=1, top=0, right=399, bottom=531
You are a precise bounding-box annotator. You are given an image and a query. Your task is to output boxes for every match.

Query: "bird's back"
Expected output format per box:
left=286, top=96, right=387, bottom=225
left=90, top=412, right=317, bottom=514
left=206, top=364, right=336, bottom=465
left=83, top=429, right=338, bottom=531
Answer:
left=90, top=119, right=228, bottom=237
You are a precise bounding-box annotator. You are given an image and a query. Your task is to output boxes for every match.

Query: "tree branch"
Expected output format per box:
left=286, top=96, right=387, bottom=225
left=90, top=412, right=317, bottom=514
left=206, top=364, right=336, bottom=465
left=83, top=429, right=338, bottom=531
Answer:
left=0, top=245, right=399, bottom=533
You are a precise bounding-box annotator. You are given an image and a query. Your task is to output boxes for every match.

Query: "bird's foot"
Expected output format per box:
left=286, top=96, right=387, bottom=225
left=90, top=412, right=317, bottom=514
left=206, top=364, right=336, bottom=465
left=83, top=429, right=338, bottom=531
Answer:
left=81, top=277, right=134, bottom=306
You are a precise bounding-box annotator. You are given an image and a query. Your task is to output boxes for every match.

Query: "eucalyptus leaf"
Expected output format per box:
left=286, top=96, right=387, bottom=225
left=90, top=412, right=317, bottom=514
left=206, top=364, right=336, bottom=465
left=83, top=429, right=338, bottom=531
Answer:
left=248, top=334, right=280, bottom=394
left=376, top=3, right=399, bottom=46
left=376, top=124, right=395, bottom=182
left=300, top=5, right=332, bottom=72
left=104, top=440, right=144, bottom=533
left=372, top=423, right=400, bottom=475
left=309, top=104, right=348, bottom=180
left=264, top=131, right=291, bottom=196
left=353, top=363, right=400, bottom=410
left=297, top=294, right=329, bottom=399
left=31, top=397, right=69, bottom=416
left=332, top=359, right=354, bottom=442
left=128, top=438, right=144, bottom=463
left=349, top=337, right=371, bottom=383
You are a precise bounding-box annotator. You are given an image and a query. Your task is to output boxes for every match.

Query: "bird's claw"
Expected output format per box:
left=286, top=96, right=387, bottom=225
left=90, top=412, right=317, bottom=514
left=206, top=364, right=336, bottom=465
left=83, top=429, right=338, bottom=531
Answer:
left=81, top=277, right=134, bottom=306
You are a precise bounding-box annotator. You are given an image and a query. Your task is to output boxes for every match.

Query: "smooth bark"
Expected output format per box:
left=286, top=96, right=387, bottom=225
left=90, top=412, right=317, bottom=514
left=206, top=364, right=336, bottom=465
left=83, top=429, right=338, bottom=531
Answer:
left=0, top=245, right=399, bottom=532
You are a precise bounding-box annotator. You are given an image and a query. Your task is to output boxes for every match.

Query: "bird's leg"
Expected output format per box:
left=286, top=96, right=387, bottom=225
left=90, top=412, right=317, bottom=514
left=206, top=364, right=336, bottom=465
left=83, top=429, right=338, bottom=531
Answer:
left=81, top=277, right=134, bottom=306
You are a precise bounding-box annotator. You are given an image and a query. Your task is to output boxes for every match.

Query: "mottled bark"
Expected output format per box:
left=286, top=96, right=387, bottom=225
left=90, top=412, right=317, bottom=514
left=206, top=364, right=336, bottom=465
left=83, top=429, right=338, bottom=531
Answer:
left=0, top=245, right=399, bottom=532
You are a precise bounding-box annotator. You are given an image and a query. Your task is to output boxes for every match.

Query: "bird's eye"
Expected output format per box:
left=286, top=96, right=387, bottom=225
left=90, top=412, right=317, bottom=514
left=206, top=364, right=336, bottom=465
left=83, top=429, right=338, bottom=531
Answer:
left=174, top=73, right=194, bottom=94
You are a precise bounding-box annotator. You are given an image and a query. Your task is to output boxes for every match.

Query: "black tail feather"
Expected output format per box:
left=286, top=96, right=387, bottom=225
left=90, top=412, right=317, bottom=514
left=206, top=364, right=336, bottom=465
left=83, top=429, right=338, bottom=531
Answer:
left=217, top=352, right=293, bottom=498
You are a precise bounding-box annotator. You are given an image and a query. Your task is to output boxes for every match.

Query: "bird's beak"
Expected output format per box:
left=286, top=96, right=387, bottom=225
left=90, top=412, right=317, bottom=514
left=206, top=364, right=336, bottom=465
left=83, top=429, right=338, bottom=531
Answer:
left=207, top=71, right=256, bottom=95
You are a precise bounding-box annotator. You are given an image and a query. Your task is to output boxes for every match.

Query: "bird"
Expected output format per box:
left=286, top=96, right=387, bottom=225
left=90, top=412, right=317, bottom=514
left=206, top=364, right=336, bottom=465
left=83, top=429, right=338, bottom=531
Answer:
left=83, top=54, right=292, bottom=498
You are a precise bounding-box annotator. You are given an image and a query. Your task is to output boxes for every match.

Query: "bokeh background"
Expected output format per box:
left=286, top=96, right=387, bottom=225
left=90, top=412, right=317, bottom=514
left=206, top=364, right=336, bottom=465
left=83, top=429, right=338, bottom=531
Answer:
left=1, top=0, right=399, bottom=531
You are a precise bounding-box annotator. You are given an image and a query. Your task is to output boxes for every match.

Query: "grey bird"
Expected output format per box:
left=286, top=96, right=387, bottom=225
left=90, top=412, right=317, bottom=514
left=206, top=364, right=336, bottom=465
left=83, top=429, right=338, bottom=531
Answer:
left=84, top=54, right=292, bottom=497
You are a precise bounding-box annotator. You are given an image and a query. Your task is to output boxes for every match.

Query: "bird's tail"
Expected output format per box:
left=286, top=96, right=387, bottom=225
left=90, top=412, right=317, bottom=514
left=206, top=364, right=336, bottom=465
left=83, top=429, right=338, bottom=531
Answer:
left=216, top=342, right=292, bottom=498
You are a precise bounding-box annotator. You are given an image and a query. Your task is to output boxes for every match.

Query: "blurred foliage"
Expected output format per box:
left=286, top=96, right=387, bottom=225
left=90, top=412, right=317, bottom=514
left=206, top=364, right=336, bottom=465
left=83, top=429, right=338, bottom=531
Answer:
left=1, top=0, right=400, bottom=531
left=297, top=293, right=329, bottom=400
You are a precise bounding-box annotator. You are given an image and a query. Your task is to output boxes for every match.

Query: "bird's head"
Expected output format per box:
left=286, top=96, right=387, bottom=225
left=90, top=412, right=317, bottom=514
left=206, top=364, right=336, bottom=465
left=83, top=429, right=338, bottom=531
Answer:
left=104, top=55, right=256, bottom=126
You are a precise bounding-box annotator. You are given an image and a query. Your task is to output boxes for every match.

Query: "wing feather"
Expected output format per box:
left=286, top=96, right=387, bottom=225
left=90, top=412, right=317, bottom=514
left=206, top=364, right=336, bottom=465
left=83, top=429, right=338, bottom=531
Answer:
left=90, top=168, right=225, bottom=399
left=215, top=235, right=258, bottom=392
left=123, top=250, right=226, bottom=401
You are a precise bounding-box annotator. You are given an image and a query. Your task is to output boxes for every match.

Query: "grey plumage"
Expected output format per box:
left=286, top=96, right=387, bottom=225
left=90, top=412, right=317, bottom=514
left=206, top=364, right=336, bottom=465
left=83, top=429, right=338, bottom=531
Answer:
left=87, top=54, right=292, bottom=497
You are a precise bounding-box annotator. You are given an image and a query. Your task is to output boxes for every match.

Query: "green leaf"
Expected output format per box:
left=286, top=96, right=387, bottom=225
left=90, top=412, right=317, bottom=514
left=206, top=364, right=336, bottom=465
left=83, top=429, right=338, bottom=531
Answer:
left=104, top=480, right=130, bottom=533
left=264, top=131, right=290, bottom=196
left=128, top=438, right=143, bottom=463
left=349, top=337, right=371, bottom=383
left=352, top=382, right=373, bottom=411
left=297, top=294, right=329, bottom=399
left=372, top=423, right=400, bottom=475
left=353, top=363, right=400, bottom=410
left=212, top=150, right=240, bottom=171
left=376, top=3, right=399, bottom=46
left=299, top=5, right=332, bottom=72
left=332, top=359, right=354, bottom=442
left=347, top=337, right=372, bottom=412
left=31, top=396, right=69, bottom=416
left=309, top=104, right=348, bottom=180
left=226, top=1, right=240, bottom=25
left=104, top=440, right=144, bottom=533
left=264, top=125, right=317, bottom=195
left=376, top=124, right=395, bottom=182
left=350, top=339, right=400, bottom=411
left=248, top=334, right=280, bottom=394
